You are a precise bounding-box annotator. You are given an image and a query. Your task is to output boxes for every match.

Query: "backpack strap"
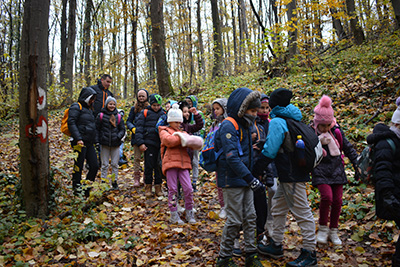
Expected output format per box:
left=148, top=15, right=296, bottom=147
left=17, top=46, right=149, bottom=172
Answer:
left=144, top=109, right=148, bottom=118
left=77, top=102, right=82, bottom=110
left=386, top=138, right=396, bottom=155
left=334, top=127, right=343, bottom=151
left=223, top=117, right=243, bottom=156
left=100, top=112, right=104, bottom=121
left=117, top=113, right=121, bottom=125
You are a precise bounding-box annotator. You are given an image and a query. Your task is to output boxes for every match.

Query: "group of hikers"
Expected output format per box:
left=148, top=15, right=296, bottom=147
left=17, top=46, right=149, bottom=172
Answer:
left=65, top=74, right=400, bottom=267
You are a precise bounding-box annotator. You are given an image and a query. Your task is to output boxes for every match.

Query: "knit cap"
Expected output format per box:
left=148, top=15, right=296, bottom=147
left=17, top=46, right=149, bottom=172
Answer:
left=167, top=103, right=183, bottom=123
left=392, top=97, right=400, bottom=124
left=105, top=96, right=117, bottom=106
left=149, top=94, right=163, bottom=105
left=269, top=88, right=293, bottom=109
left=314, top=95, right=334, bottom=127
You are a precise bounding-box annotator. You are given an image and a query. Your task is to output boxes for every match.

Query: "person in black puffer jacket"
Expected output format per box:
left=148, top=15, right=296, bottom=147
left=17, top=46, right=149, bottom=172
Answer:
left=367, top=97, right=400, bottom=267
left=135, top=94, right=165, bottom=197
left=67, top=87, right=99, bottom=195
left=96, top=96, right=126, bottom=189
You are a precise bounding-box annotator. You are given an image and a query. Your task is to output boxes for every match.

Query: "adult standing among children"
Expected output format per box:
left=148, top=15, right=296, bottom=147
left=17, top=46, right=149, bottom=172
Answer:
left=67, top=87, right=99, bottom=196
left=91, top=74, right=114, bottom=118
left=367, top=97, right=400, bottom=266
left=253, top=88, right=317, bottom=267
left=127, top=89, right=149, bottom=188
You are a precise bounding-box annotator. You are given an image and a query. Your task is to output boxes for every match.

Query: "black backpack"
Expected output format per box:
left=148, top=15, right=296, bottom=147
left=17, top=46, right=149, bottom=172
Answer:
left=279, top=117, right=323, bottom=173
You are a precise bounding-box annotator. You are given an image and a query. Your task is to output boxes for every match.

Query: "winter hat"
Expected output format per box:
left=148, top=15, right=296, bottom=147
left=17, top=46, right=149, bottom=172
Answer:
left=269, top=88, right=293, bottom=109
left=391, top=97, right=400, bottom=124
left=167, top=103, right=183, bottom=123
left=137, top=89, right=149, bottom=101
left=314, top=95, right=335, bottom=127
left=261, top=94, right=269, bottom=104
left=149, top=94, right=163, bottom=105
left=105, top=96, right=117, bottom=106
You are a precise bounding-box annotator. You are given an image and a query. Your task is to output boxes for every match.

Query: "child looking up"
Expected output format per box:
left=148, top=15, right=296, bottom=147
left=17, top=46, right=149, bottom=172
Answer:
left=96, top=96, right=126, bottom=189
left=311, top=95, right=359, bottom=246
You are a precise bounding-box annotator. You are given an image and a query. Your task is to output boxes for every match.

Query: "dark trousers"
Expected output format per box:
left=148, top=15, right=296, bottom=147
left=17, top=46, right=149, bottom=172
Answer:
left=144, top=145, right=162, bottom=185
left=254, top=189, right=268, bottom=237
left=72, top=142, right=99, bottom=190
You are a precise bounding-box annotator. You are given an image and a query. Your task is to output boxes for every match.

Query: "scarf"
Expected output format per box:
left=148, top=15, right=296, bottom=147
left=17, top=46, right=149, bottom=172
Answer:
left=258, top=113, right=269, bottom=121
left=134, top=101, right=149, bottom=114
left=243, top=114, right=257, bottom=128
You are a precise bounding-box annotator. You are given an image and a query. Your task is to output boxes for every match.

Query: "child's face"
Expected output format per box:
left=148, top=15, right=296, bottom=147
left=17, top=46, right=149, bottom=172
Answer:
left=213, top=103, right=224, bottom=117
left=137, top=90, right=147, bottom=103
left=169, top=121, right=180, bottom=131
left=259, top=102, right=270, bottom=115
left=245, top=108, right=258, bottom=117
left=151, top=103, right=161, bottom=112
left=186, top=99, right=193, bottom=108
left=317, top=123, right=331, bottom=133
left=107, top=101, right=116, bottom=112
left=165, top=103, right=171, bottom=111
left=182, top=107, right=190, bottom=120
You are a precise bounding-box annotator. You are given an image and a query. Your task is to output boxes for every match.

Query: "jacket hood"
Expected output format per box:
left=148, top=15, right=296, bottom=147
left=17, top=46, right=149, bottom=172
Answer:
left=227, top=88, right=261, bottom=120
left=78, top=87, right=97, bottom=106
left=212, top=98, right=228, bottom=120
left=270, top=104, right=302, bottom=121
left=367, top=123, right=397, bottom=145
left=186, top=95, right=198, bottom=108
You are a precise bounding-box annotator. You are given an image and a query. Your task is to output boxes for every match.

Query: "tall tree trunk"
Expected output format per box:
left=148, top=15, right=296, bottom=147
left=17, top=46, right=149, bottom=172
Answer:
left=187, top=0, right=194, bottom=85
left=330, top=8, right=346, bottom=40
left=346, top=0, right=365, bottom=44
left=131, top=0, right=139, bottom=96
left=196, top=0, right=205, bottom=80
left=392, top=0, right=400, bottom=30
left=65, top=0, right=76, bottom=105
left=231, top=1, right=238, bottom=71
left=19, top=0, right=50, bottom=218
left=123, top=0, right=128, bottom=99
left=287, top=0, right=298, bottom=57
left=60, top=0, right=67, bottom=87
left=145, top=2, right=155, bottom=81
left=83, top=0, right=93, bottom=85
left=150, top=0, right=174, bottom=96
left=211, top=0, right=223, bottom=78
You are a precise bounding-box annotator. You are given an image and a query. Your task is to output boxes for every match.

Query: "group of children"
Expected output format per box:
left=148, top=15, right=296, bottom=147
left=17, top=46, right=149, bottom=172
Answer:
left=68, top=85, right=400, bottom=267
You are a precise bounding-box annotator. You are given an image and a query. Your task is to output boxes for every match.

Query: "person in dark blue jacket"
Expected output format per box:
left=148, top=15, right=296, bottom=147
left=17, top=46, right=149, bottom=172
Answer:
left=91, top=74, right=114, bottom=119
left=67, top=87, right=99, bottom=196
left=136, top=94, right=165, bottom=198
left=253, top=88, right=317, bottom=267
left=126, top=89, right=149, bottom=187
left=215, top=87, right=264, bottom=267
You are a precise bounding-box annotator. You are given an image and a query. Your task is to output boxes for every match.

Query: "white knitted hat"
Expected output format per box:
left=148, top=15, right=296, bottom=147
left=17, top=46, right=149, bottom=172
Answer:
left=392, top=97, right=400, bottom=124
left=167, top=103, right=183, bottom=123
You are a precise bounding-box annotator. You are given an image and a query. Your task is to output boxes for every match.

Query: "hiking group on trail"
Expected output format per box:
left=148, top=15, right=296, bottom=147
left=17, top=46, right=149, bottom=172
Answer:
left=63, top=74, right=400, bottom=267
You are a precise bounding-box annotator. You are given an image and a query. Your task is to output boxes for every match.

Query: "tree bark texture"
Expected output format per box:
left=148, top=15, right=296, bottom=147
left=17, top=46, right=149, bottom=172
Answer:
left=391, top=0, right=400, bottom=30
left=196, top=0, right=205, bottom=79
left=346, top=0, right=365, bottom=44
left=19, top=0, right=50, bottom=218
left=330, top=8, right=346, bottom=40
left=211, top=0, right=223, bottom=78
left=131, top=0, right=139, bottom=96
left=150, top=0, right=174, bottom=96
left=287, top=0, right=298, bottom=57
left=83, top=0, right=93, bottom=85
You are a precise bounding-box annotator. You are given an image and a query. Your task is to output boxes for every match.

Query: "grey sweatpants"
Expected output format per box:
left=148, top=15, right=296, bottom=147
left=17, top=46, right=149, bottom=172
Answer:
left=271, top=182, right=316, bottom=251
left=219, top=187, right=257, bottom=257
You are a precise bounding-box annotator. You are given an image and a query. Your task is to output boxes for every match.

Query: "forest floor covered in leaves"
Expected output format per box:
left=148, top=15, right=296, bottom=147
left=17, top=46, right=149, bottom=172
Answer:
left=0, top=107, right=399, bottom=266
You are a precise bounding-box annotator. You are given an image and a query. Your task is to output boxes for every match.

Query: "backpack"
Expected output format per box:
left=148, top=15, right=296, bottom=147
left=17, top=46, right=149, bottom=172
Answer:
left=279, top=117, right=323, bottom=173
left=61, top=102, right=82, bottom=136
left=199, top=117, right=243, bottom=172
left=99, top=112, right=122, bottom=125
left=357, top=138, right=396, bottom=185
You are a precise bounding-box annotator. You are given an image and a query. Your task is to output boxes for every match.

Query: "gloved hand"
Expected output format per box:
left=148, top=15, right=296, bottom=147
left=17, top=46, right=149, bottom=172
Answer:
left=95, top=143, right=100, bottom=152
left=243, top=174, right=265, bottom=192
left=131, top=127, right=136, bottom=134
left=252, top=153, right=271, bottom=178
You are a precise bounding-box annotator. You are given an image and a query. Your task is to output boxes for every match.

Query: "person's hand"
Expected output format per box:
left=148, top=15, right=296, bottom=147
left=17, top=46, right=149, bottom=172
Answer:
left=77, top=140, right=84, bottom=146
left=139, top=144, right=147, bottom=151
left=253, top=144, right=260, bottom=151
left=249, top=177, right=265, bottom=193
left=189, top=107, right=198, bottom=115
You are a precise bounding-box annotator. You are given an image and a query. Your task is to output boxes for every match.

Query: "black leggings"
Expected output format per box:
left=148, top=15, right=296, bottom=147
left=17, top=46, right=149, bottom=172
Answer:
left=144, top=145, right=162, bottom=185
left=72, top=142, right=99, bottom=190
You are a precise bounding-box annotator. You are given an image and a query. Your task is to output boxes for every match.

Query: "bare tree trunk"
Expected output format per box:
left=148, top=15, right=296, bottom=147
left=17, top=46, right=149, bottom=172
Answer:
left=287, top=0, right=298, bottom=57
left=187, top=0, right=194, bottom=85
left=211, top=0, right=223, bottom=78
left=60, top=0, right=67, bottom=86
left=150, top=0, right=174, bottom=96
left=330, top=8, right=346, bottom=40
left=392, top=0, right=400, bottom=30
left=83, top=0, right=93, bottom=85
left=19, top=0, right=50, bottom=218
left=346, top=0, right=365, bottom=44
left=231, top=1, right=238, bottom=71
left=196, top=0, right=205, bottom=80
left=131, top=0, right=139, bottom=96
left=65, top=0, right=76, bottom=105
left=145, top=2, right=155, bottom=81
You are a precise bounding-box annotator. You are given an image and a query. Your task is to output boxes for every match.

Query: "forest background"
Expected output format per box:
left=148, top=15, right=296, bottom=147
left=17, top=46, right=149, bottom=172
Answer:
left=0, top=0, right=400, bottom=265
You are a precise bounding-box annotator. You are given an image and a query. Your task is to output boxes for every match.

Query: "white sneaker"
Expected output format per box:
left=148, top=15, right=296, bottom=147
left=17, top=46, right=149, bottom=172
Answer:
left=177, top=204, right=185, bottom=213
left=329, top=228, right=342, bottom=246
left=170, top=211, right=184, bottom=225
left=219, top=207, right=227, bottom=219
left=316, top=225, right=329, bottom=244
left=186, top=210, right=196, bottom=224
left=192, top=207, right=197, bottom=213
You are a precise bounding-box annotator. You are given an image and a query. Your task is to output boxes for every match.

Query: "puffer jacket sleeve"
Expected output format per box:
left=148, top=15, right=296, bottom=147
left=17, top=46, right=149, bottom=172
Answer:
left=117, top=118, right=126, bottom=141
left=261, top=118, right=287, bottom=159
left=219, top=121, right=251, bottom=179
left=135, top=111, right=145, bottom=146
left=374, top=139, right=397, bottom=193
left=159, top=129, right=181, bottom=148
left=186, top=113, right=204, bottom=134
left=340, top=128, right=358, bottom=166
left=68, top=103, right=83, bottom=141
left=126, top=106, right=136, bottom=131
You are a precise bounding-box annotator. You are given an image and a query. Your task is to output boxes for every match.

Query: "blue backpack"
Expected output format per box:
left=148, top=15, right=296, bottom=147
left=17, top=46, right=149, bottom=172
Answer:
left=199, top=117, right=243, bottom=172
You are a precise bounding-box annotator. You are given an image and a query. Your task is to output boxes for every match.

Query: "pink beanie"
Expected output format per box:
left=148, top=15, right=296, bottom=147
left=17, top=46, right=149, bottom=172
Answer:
left=314, top=95, right=335, bottom=127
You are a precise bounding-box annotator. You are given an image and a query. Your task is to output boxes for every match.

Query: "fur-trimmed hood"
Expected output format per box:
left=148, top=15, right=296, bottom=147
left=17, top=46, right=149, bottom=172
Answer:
left=227, top=88, right=261, bottom=124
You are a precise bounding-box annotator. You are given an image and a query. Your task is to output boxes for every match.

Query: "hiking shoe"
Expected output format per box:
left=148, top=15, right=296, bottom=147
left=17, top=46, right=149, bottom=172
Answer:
left=192, top=182, right=198, bottom=192
left=177, top=204, right=185, bottom=213
left=316, top=225, right=329, bottom=244
left=245, top=253, right=263, bottom=267
left=329, top=228, right=342, bottom=246
left=216, top=257, right=238, bottom=267
left=233, top=238, right=242, bottom=257
left=112, top=181, right=119, bottom=189
left=286, top=248, right=317, bottom=267
left=170, top=211, right=184, bottom=225
left=257, top=239, right=284, bottom=259
left=186, top=209, right=196, bottom=224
